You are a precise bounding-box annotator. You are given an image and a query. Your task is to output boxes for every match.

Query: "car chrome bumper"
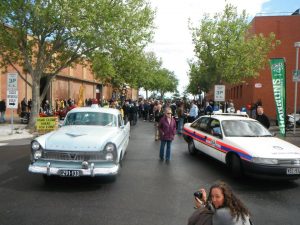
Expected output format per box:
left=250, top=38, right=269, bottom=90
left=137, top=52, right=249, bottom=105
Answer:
left=28, top=162, right=119, bottom=177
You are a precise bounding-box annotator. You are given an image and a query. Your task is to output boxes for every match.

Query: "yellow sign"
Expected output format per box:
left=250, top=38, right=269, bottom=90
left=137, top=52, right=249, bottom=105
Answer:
left=36, top=117, right=58, bottom=131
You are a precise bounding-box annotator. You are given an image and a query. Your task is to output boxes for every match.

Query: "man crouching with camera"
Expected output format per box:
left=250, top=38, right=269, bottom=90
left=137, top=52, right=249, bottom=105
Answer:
left=187, top=181, right=252, bottom=225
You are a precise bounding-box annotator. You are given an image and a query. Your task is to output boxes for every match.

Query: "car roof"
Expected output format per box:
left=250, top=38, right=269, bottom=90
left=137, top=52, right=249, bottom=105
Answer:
left=201, top=114, right=256, bottom=122
left=67, top=107, right=121, bottom=116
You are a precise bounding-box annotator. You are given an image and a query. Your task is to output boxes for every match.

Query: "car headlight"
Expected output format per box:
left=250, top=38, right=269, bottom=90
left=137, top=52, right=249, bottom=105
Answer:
left=105, top=153, right=114, bottom=161
left=252, top=157, right=279, bottom=165
left=105, top=143, right=115, bottom=152
left=33, top=150, right=42, bottom=160
left=31, top=141, right=40, bottom=150
left=104, top=143, right=117, bottom=161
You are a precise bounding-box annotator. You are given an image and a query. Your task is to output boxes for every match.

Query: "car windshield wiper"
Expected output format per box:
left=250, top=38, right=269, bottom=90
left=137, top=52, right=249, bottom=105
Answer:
left=258, top=134, right=273, bottom=137
left=239, top=135, right=259, bottom=137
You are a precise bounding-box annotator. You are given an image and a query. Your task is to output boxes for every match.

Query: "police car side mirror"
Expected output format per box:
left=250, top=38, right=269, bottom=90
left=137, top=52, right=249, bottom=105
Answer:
left=212, top=127, right=222, bottom=139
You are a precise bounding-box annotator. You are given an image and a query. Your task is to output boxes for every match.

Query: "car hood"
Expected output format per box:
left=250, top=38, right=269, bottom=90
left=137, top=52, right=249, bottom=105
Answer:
left=42, top=126, right=118, bottom=151
left=225, top=137, right=300, bottom=158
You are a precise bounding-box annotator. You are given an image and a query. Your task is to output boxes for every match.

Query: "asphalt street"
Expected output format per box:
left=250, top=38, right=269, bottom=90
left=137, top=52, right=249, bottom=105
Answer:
left=0, top=120, right=300, bottom=225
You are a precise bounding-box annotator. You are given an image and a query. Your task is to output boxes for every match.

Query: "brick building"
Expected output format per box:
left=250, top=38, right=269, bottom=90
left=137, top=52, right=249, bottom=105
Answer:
left=209, top=11, right=300, bottom=120
left=0, top=62, right=138, bottom=117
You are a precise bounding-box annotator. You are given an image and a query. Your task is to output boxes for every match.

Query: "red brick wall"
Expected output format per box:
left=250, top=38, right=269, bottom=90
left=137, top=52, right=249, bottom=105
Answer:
left=220, top=15, right=300, bottom=119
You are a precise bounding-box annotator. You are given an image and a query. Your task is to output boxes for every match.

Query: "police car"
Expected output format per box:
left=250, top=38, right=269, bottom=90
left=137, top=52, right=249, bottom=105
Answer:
left=183, top=113, right=300, bottom=180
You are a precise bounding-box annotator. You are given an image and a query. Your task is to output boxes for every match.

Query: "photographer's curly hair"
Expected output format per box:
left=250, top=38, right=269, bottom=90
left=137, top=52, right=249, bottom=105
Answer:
left=207, top=181, right=250, bottom=222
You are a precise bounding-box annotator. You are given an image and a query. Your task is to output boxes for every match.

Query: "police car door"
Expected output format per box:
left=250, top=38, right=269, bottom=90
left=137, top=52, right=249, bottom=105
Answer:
left=200, top=118, right=223, bottom=161
left=190, top=117, right=211, bottom=155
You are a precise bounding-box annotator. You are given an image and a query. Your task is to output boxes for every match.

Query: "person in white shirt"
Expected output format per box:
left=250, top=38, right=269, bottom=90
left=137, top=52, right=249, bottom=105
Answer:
left=188, top=101, right=199, bottom=122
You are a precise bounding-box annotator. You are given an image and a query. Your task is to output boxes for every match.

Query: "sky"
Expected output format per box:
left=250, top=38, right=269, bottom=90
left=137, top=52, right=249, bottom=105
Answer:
left=146, top=0, right=299, bottom=95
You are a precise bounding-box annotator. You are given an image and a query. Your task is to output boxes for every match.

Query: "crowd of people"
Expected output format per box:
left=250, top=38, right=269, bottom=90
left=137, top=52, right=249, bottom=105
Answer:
left=7, top=96, right=272, bottom=132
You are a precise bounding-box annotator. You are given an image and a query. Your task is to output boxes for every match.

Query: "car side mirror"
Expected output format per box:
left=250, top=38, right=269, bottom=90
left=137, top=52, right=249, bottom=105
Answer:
left=212, top=127, right=222, bottom=138
left=213, top=132, right=222, bottom=139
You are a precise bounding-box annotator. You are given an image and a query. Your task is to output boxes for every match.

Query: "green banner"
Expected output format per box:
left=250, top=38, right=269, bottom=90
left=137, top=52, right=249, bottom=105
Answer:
left=269, top=58, right=286, bottom=136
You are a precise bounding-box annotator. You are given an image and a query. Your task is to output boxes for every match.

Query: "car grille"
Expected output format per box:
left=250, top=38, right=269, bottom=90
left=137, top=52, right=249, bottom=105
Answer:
left=42, top=151, right=105, bottom=161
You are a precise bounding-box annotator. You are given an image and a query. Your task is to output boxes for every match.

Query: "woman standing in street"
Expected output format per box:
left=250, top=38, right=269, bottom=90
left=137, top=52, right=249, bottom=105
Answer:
left=158, top=107, right=176, bottom=162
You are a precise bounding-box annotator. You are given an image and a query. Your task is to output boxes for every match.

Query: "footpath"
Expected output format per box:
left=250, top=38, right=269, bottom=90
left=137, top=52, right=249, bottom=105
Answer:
left=0, top=118, right=34, bottom=142
left=1, top=119, right=300, bottom=147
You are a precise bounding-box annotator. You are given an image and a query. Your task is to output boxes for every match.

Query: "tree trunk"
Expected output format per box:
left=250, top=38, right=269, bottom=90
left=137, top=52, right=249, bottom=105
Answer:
left=146, top=90, right=148, bottom=99
left=27, top=71, right=41, bottom=130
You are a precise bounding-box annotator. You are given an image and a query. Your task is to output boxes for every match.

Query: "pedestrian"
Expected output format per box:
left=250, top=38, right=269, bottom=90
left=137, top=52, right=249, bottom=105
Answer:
left=188, top=100, right=199, bottom=122
left=188, top=181, right=251, bottom=225
left=204, top=101, right=213, bottom=115
left=158, top=107, right=176, bottom=162
left=256, top=106, right=270, bottom=129
left=154, top=103, right=164, bottom=141
left=27, top=99, right=32, bottom=112
left=21, top=98, right=28, bottom=112
left=0, top=99, right=6, bottom=123
left=176, top=102, right=185, bottom=134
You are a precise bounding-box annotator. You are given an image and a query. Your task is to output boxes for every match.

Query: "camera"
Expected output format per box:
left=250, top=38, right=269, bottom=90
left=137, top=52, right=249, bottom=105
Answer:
left=194, top=191, right=202, bottom=200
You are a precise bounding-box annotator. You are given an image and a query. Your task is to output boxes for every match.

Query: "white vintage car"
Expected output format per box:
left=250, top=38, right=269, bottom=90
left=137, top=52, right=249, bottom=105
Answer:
left=183, top=113, right=300, bottom=180
left=28, top=107, right=130, bottom=181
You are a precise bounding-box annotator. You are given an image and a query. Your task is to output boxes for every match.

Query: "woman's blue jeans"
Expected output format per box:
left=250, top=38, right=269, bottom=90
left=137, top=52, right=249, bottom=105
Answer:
left=160, top=140, right=172, bottom=160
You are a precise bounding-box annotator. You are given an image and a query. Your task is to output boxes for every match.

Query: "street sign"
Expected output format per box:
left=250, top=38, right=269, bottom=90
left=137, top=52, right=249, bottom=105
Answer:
left=293, top=70, right=300, bottom=82
left=6, top=73, right=18, bottom=109
left=214, top=85, right=225, bottom=102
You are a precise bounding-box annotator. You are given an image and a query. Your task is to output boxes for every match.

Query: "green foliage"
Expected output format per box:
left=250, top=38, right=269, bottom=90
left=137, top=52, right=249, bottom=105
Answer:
left=187, top=3, right=280, bottom=93
left=0, top=0, right=155, bottom=127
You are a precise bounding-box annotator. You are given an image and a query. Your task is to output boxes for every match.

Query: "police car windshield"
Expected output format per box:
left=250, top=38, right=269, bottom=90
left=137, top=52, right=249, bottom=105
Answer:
left=222, top=120, right=271, bottom=137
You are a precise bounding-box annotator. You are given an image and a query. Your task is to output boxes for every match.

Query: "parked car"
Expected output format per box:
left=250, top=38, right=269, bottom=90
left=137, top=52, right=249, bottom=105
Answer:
left=183, top=113, right=300, bottom=180
left=28, top=107, right=130, bottom=181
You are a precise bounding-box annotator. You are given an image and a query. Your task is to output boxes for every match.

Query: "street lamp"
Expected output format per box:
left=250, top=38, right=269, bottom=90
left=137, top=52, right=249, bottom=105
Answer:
left=293, top=42, right=300, bottom=134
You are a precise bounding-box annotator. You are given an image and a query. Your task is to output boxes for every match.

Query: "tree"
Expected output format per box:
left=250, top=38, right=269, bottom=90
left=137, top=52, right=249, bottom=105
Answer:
left=153, top=68, right=178, bottom=99
left=0, top=0, right=155, bottom=129
left=188, top=3, right=280, bottom=92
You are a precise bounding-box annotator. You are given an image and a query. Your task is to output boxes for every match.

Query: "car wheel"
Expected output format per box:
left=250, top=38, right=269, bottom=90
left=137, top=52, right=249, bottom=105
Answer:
left=188, top=140, right=196, bottom=155
left=230, top=154, right=243, bottom=178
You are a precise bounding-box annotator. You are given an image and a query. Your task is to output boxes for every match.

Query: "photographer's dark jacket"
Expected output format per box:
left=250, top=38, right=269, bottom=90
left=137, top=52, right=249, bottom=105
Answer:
left=187, top=207, right=213, bottom=225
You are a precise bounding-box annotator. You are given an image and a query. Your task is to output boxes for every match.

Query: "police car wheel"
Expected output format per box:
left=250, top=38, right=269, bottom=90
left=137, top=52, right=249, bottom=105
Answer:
left=230, top=154, right=243, bottom=178
left=188, top=140, right=196, bottom=155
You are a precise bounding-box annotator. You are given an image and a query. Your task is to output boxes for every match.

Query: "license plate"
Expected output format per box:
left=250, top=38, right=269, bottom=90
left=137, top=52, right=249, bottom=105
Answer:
left=286, top=168, right=300, bottom=175
left=60, top=170, right=81, bottom=177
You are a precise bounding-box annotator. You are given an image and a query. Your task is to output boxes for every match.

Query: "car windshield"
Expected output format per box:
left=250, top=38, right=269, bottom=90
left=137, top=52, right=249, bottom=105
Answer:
left=64, top=112, right=117, bottom=126
left=222, top=120, right=272, bottom=137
